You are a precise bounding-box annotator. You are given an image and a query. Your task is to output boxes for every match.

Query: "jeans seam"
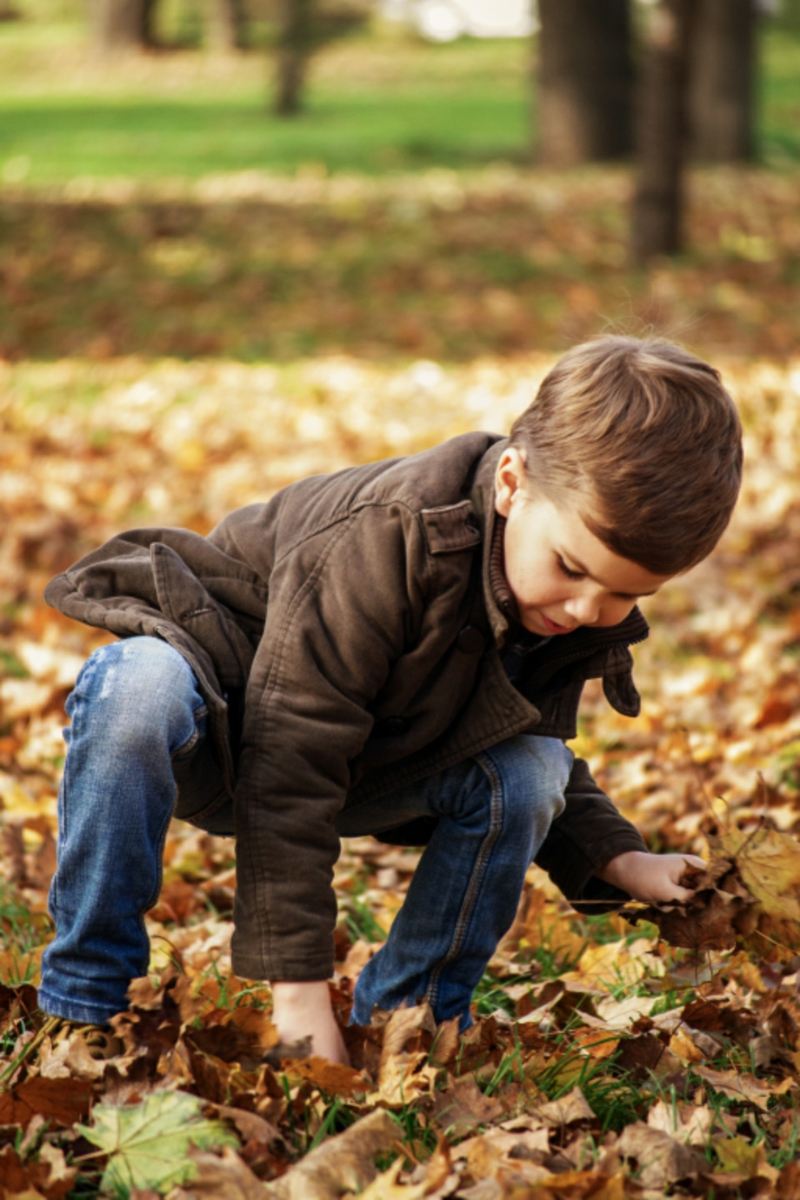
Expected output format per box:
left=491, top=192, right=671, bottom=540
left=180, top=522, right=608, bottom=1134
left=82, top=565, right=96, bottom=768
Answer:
left=426, top=751, right=503, bottom=1013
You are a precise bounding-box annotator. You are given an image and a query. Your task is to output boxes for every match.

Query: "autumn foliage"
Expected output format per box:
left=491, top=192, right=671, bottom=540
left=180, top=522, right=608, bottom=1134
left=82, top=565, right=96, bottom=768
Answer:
left=4, top=350, right=800, bottom=1195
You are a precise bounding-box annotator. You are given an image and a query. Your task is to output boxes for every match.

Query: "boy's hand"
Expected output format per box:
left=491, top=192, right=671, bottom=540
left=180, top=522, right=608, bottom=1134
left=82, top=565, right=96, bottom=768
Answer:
left=270, top=981, right=350, bottom=1065
left=597, top=850, right=707, bottom=905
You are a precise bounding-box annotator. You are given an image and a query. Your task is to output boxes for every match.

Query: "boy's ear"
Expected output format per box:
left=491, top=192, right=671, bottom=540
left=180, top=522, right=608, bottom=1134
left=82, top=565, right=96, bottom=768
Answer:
left=494, top=448, right=528, bottom=518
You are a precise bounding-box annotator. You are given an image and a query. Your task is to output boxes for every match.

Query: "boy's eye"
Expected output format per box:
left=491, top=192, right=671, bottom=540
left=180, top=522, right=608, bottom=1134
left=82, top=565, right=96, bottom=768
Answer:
left=556, top=556, right=584, bottom=581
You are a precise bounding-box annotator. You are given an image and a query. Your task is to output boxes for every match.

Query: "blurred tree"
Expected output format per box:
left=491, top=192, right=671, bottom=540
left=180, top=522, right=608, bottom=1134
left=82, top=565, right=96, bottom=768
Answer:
left=536, top=0, right=633, bottom=165
left=273, top=0, right=369, bottom=115
left=92, top=0, right=156, bottom=49
left=631, top=0, right=695, bottom=260
left=688, top=0, right=757, bottom=161
left=207, top=0, right=248, bottom=51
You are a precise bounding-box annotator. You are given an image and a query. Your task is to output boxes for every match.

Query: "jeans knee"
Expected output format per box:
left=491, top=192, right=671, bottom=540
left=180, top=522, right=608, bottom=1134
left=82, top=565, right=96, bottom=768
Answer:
left=69, top=637, right=200, bottom=757
left=478, top=735, right=572, bottom=827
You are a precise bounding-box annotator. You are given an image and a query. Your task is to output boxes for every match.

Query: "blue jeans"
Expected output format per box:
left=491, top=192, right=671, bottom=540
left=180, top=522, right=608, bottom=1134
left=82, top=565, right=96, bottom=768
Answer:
left=40, top=637, right=573, bottom=1028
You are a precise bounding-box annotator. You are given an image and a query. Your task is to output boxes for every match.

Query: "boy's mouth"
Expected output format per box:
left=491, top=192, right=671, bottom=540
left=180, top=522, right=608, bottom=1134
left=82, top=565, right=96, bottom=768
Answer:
left=540, top=614, right=575, bottom=635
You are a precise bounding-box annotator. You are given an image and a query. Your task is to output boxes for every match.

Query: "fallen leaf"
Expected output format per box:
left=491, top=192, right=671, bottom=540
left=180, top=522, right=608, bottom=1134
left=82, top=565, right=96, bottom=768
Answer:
left=647, top=1099, right=714, bottom=1146
left=168, top=1146, right=268, bottom=1199
left=692, top=1064, right=789, bottom=1112
left=0, top=1076, right=94, bottom=1126
left=77, top=1089, right=238, bottom=1193
left=713, top=1135, right=778, bottom=1183
left=263, top=1109, right=398, bottom=1200
left=617, top=1122, right=705, bottom=1189
left=535, top=1085, right=595, bottom=1128
left=430, top=1076, right=504, bottom=1138
left=0, top=1142, right=77, bottom=1199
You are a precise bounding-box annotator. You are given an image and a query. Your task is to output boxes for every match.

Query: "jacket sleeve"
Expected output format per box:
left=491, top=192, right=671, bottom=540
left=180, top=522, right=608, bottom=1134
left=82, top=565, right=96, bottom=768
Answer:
left=230, top=502, right=429, bottom=983
left=534, top=755, right=648, bottom=910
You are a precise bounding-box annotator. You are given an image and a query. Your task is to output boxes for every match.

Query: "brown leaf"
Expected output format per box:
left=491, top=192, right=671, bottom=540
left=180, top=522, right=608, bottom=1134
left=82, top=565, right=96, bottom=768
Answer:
left=212, top=1104, right=287, bottom=1151
left=535, top=1085, right=595, bottom=1128
left=617, top=1122, right=705, bottom=1189
left=693, top=1064, right=788, bottom=1112
left=0, top=1142, right=77, bottom=1200
left=647, top=1099, right=714, bottom=1146
left=355, top=1140, right=451, bottom=1200
left=624, top=886, right=746, bottom=952
left=377, top=1005, right=438, bottom=1107
left=431, top=1076, right=504, bottom=1139
left=0, top=1076, right=94, bottom=1126
left=263, top=1109, right=398, bottom=1200
left=169, top=1146, right=267, bottom=1199
left=284, top=1057, right=369, bottom=1097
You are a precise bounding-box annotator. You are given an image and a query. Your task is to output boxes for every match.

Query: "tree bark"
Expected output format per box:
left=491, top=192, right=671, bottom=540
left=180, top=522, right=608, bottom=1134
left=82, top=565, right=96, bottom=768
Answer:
left=139, top=0, right=158, bottom=47
left=207, top=0, right=247, bottom=53
left=274, top=0, right=314, bottom=116
left=689, top=0, right=756, bottom=161
left=92, top=0, right=147, bottom=51
left=631, top=0, right=695, bottom=262
left=536, top=0, right=633, bottom=166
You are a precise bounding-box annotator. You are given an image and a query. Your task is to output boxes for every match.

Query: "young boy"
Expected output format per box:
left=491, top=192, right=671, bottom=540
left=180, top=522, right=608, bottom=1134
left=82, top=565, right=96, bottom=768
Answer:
left=38, top=336, right=740, bottom=1066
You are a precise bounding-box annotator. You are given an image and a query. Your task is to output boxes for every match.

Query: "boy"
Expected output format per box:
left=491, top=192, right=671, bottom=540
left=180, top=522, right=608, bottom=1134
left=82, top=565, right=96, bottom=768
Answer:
left=37, top=336, right=740, bottom=1066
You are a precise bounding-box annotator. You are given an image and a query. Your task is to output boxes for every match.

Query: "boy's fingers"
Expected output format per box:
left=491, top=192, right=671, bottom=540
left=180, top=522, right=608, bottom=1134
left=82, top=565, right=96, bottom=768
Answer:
left=681, top=855, right=707, bottom=869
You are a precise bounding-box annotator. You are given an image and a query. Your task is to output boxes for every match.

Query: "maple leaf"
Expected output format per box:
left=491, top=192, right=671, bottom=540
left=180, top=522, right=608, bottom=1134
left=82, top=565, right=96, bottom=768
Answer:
left=76, top=1089, right=238, bottom=1193
left=622, top=828, right=800, bottom=960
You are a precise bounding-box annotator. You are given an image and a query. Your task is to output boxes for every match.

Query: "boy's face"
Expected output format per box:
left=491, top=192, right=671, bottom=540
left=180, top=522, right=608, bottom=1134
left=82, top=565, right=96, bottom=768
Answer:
left=494, top=449, right=673, bottom=636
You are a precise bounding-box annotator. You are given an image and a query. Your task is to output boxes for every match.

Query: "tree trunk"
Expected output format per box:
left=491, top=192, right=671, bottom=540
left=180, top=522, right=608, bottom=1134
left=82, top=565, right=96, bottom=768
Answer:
left=536, top=0, right=633, bottom=166
left=631, top=0, right=695, bottom=262
left=689, top=0, right=756, bottom=161
left=207, top=0, right=247, bottom=53
left=92, top=0, right=147, bottom=51
left=139, top=0, right=158, bottom=47
left=274, top=0, right=314, bottom=116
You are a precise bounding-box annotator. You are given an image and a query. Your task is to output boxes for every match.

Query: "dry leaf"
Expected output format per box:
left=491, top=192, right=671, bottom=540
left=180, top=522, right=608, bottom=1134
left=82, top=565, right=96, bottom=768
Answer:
left=431, top=1076, right=504, bottom=1138
left=535, top=1085, right=595, bottom=1128
left=167, top=1146, right=268, bottom=1199
left=617, top=1123, right=705, bottom=1189
left=263, top=1109, right=398, bottom=1200
left=712, top=1136, right=778, bottom=1184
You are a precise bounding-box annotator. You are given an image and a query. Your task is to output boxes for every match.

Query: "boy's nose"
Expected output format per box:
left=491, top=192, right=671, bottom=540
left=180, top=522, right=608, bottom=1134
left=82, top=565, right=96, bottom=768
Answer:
left=565, top=593, right=601, bottom=625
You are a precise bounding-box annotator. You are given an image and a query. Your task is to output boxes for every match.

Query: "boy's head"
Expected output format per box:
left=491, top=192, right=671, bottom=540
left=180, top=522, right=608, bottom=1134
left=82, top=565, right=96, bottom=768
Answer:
left=494, top=336, right=742, bottom=636
left=504, top=335, right=742, bottom=577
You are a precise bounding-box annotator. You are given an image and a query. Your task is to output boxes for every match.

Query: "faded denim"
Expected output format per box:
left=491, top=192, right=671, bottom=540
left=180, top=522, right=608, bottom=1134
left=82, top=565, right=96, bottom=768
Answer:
left=40, top=636, right=573, bottom=1029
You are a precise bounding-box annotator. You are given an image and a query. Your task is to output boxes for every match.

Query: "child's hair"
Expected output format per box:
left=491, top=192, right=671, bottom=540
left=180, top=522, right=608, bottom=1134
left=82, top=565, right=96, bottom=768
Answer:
left=508, top=335, right=743, bottom=575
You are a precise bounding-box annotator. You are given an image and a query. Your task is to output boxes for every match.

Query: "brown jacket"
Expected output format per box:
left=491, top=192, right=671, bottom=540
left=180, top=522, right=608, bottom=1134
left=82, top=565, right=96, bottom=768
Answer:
left=45, top=433, right=648, bottom=982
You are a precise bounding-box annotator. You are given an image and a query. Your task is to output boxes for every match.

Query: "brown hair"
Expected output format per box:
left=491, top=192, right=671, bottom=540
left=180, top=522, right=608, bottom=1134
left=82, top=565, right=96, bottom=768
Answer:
left=508, top=336, right=743, bottom=575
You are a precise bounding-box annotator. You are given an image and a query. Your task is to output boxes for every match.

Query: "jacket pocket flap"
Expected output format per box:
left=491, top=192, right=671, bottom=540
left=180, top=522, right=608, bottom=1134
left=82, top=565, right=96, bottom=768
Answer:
left=421, top=501, right=482, bottom=554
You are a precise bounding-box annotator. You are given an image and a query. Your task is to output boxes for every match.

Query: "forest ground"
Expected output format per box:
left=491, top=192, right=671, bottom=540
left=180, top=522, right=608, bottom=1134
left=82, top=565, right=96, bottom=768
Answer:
left=4, top=22, right=800, bottom=1198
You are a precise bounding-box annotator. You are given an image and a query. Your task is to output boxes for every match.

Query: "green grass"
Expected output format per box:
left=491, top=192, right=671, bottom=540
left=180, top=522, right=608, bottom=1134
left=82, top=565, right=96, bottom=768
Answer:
left=0, top=19, right=797, bottom=183
left=0, top=25, right=531, bottom=182
left=760, top=27, right=800, bottom=162
left=0, top=89, right=529, bottom=183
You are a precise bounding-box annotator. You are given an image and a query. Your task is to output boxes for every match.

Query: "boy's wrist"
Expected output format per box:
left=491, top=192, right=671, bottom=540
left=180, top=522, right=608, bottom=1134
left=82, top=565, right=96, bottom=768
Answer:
left=595, top=849, right=646, bottom=891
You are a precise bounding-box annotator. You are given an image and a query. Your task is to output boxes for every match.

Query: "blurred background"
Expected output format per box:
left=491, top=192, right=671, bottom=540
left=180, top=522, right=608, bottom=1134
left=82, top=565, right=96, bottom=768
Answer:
left=4, top=0, right=800, bottom=1023
left=0, top=0, right=799, bottom=360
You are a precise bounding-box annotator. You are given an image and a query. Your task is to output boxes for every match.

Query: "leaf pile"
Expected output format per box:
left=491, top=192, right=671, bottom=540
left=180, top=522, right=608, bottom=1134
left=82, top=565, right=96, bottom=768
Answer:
left=2, top=165, right=800, bottom=362
left=4, top=354, right=800, bottom=1195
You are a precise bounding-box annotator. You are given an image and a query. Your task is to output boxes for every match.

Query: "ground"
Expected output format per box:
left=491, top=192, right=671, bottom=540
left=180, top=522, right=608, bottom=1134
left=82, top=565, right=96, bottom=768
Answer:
left=4, top=353, right=800, bottom=1197
left=4, top=16, right=800, bottom=1199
